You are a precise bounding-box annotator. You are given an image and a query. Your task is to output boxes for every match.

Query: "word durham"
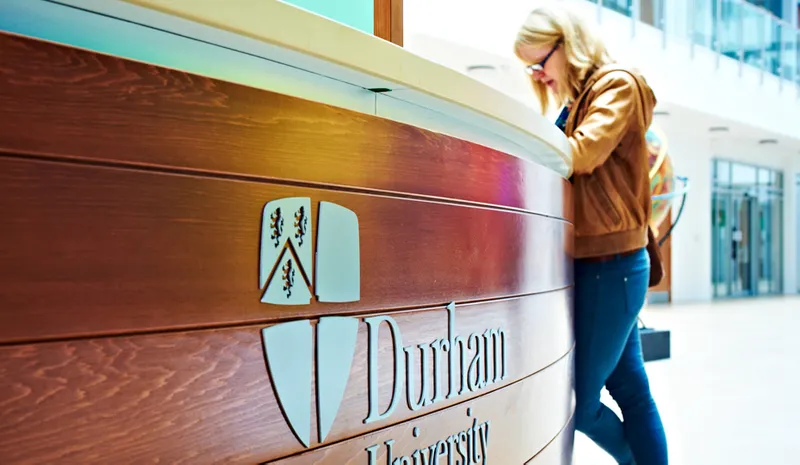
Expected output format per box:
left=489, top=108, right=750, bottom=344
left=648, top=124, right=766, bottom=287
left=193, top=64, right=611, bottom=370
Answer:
left=363, top=302, right=507, bottom=423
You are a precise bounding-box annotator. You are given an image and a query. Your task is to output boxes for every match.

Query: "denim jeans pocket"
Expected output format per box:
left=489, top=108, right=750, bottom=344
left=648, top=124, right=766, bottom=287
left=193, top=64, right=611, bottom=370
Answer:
left=623, top=267, right=650, bottom=316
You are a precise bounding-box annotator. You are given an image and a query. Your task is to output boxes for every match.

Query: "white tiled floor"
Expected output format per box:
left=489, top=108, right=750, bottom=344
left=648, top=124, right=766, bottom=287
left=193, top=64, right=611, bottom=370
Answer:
left=574, top=296, right=800, bottom=465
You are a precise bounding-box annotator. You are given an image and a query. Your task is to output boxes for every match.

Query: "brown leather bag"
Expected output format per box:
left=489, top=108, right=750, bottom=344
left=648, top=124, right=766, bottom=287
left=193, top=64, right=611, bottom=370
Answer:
left=646, top=225, right=665, bottom=287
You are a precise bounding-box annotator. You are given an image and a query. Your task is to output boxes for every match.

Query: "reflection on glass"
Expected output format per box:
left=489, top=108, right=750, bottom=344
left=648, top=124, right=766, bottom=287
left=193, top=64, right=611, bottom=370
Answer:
left=711, top=192, right=731, bottom=297
left=663, top=0, right=692, bottom=41
left=765, top=19, right=781, bottom=77
left=711, top=159, right=784, bottom=298
left=603, top=0, right=632, bottom=17
left=797, top=31, right=800, bottom=86
left=718, top=0, right=742, bottom=60
left=715, top=159, right=731, bottom=183
left=780, top=25, right=796, bottom=82
left=731, top=163, right=757, bottom=185
left=639, top=0, right=664, bottom=29
left=757, top=167, right=771, bottom=185
left=757, top=195, right=784, bottom=294
left=741, top=4, right=765, bottom=70
left=692, top=0, right=717, bottom=49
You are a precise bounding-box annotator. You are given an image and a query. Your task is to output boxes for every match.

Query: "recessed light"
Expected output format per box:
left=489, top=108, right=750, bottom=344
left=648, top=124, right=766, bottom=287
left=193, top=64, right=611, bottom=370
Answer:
left=709, top=126, right=729, bottom=132
left=654, top=110, right=670, bottom=116
left=758, top=139, right=778, bottom=144
left=465, top=64, right=497, bottom=72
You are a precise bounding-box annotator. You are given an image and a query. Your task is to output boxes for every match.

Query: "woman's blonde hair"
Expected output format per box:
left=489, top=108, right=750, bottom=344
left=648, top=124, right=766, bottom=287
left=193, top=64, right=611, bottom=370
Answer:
left=514, top=2, right=613, bottom=114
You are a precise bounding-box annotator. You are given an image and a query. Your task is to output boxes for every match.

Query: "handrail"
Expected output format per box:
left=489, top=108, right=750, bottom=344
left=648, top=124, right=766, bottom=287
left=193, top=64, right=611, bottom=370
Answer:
left=653, top=176, right=691, bottom=247
left=596, top=0, right=799, bottom=87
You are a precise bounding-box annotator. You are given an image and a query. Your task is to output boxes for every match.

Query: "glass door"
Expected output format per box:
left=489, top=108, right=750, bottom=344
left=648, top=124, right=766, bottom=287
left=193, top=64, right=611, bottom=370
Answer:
left=730, top=193, right=757, bottom=296
left=712, top=159, right=784, bottom=298
left=712, top=192, right=731, bottom=297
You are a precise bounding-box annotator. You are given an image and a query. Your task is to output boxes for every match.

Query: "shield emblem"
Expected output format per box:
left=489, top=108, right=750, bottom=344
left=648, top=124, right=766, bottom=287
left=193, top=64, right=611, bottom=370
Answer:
left=259, top=197, right=313, bottom=305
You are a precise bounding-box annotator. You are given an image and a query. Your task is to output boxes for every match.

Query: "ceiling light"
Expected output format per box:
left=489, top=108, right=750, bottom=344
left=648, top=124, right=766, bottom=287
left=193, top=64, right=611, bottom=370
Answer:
left=465, top=64, right=497, bottom=72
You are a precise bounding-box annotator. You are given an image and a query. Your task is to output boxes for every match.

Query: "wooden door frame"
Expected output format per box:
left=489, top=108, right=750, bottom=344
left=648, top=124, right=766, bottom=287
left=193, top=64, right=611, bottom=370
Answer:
left=374, top=0, right=403, bottom=46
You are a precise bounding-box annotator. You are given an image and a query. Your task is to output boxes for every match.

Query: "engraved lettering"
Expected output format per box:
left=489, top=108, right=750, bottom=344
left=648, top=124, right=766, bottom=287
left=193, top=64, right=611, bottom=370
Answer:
left=445, top=303, right=469, bottom=398
left=364, top=302, right=507, bottom=428
left=430, top=339, right=446, bottom=404
left=470, top=418, right=480, bottom=464
left=457, top=431, right=469, bottom=463
left=467, top=333, right=484, bottom=391
left=432, top=440, right=447, bottom=465
left=385, top=439, right=396, bottom=465
left=479, top=422, right=490, bottom=465
left=405, top=343, right=432, bottom=411
left=483, top=328, right=507, bottom=384
left=366, top=414, right=491, bottom=465
left=446, top=434, right=459, bottom=465
left=365, top=316, right=405, bottom=424
left=411, top=449, right=425, bottom=465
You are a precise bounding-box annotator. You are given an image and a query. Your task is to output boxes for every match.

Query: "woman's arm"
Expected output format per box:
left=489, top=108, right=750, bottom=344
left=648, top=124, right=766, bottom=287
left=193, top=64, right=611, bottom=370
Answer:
left=570, top=72, right=642, bottom=175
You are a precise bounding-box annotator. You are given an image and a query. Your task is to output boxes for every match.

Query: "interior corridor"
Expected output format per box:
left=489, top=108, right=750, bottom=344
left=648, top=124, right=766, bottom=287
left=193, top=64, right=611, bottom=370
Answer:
left=574, top=296, right=800, bottom=465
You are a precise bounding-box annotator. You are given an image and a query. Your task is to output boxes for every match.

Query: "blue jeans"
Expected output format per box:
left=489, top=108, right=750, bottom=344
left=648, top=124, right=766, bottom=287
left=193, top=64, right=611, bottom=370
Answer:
left=573, top=248, right=668, bottom=465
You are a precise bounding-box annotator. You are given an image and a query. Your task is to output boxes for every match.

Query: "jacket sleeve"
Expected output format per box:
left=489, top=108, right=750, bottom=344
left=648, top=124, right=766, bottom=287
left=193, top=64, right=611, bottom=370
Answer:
left=569, top=72, right=640, bottom=175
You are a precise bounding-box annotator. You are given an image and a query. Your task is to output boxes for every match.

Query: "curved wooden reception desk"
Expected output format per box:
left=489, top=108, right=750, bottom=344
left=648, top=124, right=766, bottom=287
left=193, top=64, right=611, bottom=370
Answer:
left=0, top=1, right=574, bottom=463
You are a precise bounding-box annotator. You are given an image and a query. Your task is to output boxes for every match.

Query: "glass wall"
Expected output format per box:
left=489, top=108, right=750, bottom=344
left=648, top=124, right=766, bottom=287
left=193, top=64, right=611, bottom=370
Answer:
left=711, top=159, right=784, bottom=298
left=718, top=0, right=743, bottom=61
left=681, top=0, right=798, bottom=82
left=603, top=0, right=633, bottom=17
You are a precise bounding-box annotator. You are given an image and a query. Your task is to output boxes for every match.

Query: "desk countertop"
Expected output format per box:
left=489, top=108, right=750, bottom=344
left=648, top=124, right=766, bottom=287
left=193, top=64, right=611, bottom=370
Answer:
left=1, top=0, right=572, bottom=177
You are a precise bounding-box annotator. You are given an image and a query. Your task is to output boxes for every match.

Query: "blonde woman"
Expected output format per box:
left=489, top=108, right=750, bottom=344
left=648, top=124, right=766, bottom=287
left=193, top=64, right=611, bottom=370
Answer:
left=515, top=3, right=667, bottom=465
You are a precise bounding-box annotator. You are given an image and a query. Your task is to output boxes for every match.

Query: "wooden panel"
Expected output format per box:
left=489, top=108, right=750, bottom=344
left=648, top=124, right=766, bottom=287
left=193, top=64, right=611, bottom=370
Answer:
left=0, top=32, right=569, bottom=220
left=374, top=0, right=403, bottom=46
left=0, top=157, right=571, bottom=343
left=0, top=293, right=573, bottom=464
left=390, top=0, right=403, bottom=47
left=0, top=31, right=574, bottom=465
left=525, top=418, right=575, bottom=464
left=270, top=353, right=573, bottom=465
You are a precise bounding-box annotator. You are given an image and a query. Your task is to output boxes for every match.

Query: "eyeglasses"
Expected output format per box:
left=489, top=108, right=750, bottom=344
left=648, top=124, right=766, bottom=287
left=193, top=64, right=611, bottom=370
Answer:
left=525, top=39, right=562, bottom=75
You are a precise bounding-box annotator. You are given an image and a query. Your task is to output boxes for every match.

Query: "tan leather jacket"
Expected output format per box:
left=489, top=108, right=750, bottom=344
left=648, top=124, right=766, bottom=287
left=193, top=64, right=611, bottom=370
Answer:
left=564, top=64, right=657, bottom=258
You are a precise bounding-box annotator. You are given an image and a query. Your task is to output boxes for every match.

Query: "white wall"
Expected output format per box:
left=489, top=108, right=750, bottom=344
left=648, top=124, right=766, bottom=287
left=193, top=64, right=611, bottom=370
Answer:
left=796, top=174, right=800, bottom=293
left=656, top=120, right=714, bottom=303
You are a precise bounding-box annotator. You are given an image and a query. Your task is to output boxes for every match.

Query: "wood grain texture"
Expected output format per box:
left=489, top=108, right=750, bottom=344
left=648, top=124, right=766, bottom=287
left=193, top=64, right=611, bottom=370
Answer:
left=390, top=0, right=404, bottom=47
left=0, top=31, right=575, bottom=465
left=0, top=294, right=573, bottom=464
left=524, top=417, right=575, bottom=465
left=0, top=157, right=572, bottom=343
left=0, top=32, right=569, bottom=220
left=374, top=0, right=403, bottom=46
left=270, top=352, right=573, bottom=465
